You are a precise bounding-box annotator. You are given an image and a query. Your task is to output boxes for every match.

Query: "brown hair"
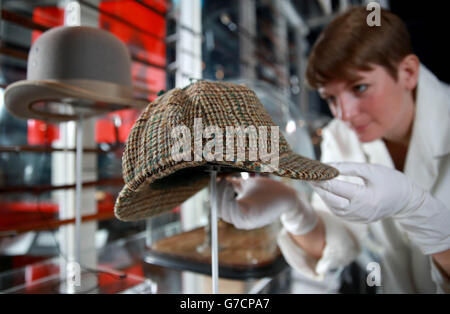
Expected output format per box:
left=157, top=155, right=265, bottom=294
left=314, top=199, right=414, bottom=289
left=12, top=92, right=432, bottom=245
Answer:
left=306, top=7, right=413, bottom=89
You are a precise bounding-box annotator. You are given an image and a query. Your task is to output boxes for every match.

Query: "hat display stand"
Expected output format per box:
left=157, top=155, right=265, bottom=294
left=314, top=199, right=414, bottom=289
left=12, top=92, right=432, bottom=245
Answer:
left=142, top=166, right=221, bottom=293
left=206, top=165, right=220, bottom=294
left=57, top=113, right=133, bottom=294
left=56, top=113, right=92, bottom=294
left=74, top=114, right=84, bottom=288
left=206, top=165, right=284, bottom=293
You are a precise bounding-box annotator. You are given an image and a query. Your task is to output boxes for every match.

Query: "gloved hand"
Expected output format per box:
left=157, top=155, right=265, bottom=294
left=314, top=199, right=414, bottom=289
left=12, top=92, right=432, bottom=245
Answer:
left=310, top=162, right=450, bottom=254
left=216, top=176, right=318, bottom=234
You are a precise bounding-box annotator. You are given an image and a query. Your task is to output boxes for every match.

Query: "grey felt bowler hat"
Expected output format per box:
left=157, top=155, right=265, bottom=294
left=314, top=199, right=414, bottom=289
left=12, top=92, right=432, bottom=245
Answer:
left=4, top=26, right=148, bottom=122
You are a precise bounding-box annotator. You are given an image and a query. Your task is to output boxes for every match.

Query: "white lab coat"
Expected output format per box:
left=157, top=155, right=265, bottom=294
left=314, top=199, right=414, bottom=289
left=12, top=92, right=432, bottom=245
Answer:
left=278, top=64, right=450, bottom=293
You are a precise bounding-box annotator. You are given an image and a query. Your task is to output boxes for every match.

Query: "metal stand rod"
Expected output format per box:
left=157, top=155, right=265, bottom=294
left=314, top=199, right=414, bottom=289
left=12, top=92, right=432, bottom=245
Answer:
left=75, top=117, right=83, bottom=264
left=209, top=169, right=219, bottom=294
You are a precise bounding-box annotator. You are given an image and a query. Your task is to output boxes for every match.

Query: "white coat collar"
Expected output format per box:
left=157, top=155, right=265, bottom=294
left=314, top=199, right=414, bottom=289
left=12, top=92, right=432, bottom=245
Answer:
left=411, top=65, right=450, bottom=158
left=403, top=65, right=450, bottom=190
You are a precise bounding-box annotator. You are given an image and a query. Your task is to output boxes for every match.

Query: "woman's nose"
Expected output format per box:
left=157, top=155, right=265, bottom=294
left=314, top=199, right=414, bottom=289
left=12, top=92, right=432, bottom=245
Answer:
left=337, top=95, right=359, bottom=121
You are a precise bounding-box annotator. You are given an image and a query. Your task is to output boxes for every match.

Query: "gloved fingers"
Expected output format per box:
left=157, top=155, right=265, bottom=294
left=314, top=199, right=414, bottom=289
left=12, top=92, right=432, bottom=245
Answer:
left=216, top=178, right=237, bottom=224
left=216, top=177, right=232, bottom=205
left=216, top=176, right=228, bottom=196
left=229, top=199, right=251, bottom=229
left=295, top=193, right=315, bottom=213
left=327, top=162, right=371, bottom=183
left=226, top=176, right=244, bottom=194
left=215, top=178, right=226, bottom=214
left=219, top=199, right=233, bottom=224
left=312, top=185, right=350, bottom=211
left=310, top=178, right=364, bottom=200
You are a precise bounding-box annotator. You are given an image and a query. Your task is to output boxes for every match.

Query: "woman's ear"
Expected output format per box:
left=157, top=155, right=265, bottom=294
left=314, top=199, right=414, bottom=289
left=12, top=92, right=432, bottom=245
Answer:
left=397, top=54, right=420, bottom=91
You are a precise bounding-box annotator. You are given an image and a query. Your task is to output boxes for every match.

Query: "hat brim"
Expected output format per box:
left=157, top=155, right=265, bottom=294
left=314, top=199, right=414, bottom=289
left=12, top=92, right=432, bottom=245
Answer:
left=114, top=151, right=338, bottom=221
left=4, top=80, right=148, bottom=122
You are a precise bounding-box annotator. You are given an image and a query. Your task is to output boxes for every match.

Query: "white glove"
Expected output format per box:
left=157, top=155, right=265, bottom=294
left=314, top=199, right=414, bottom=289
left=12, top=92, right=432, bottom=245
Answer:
left=216, top=176, right=318, bottom=234
left=310, top=162, right=450, bottom=254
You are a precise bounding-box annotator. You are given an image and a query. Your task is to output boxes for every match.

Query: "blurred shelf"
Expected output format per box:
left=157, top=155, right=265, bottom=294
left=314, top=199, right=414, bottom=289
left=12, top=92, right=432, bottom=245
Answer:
left=0, top=211, right=116, bottom=236
left=0, top=177, right=124, bottom=194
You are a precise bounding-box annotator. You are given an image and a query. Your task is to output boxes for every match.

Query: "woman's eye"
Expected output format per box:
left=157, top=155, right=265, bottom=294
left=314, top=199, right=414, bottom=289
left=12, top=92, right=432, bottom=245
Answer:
left=353, top=84, right=368, bottom=93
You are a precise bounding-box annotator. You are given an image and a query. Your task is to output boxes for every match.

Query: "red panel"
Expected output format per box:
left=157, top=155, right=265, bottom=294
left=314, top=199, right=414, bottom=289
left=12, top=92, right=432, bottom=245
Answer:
left=1, top=202, right=59, bottom=213
left=12, top=256, right=48, bottom=269
left=0, top=202, right=57, bottom=231
left=25, top=263, right=60, bottom=286
left=0, top=212, right=55, bottom=232
left=95, top=109, right=141, bottom=144
left=32, top=7, right=65, bottom=28
left=99, top=0, right=166, bottom=66
left=117, top=109, right=141, bottom=143
left=96, top=0, right=166, bottom=144
left=97, top=192, right=116, bottom=213
left=141, top=0, right=168, bottom=14
left=132, top=62, right=165, bottom=102
left=31, top=7, right=65, bottom=43
left=27, top=119, right=60, bottom=146
left=98, top=263, right=144, bottom=286
left=95, top=116, right=117, bottom=144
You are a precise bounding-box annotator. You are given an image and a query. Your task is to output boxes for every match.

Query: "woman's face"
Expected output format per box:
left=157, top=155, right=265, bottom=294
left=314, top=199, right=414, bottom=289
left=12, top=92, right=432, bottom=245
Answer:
left=318, top=63, right=416, bottom=143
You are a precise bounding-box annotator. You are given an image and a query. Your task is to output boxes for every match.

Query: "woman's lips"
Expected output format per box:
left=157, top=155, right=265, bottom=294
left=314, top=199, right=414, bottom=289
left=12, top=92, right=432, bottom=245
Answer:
left=354, top=123, right=370, bottom=132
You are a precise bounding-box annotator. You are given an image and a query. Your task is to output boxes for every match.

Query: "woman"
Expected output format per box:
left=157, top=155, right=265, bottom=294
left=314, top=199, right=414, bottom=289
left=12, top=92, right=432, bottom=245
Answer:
left=217, top=7, right=450, bottom=293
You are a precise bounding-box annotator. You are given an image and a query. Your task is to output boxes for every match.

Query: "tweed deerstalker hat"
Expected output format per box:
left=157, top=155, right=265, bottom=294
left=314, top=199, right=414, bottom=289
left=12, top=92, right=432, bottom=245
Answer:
left=114, top=81, right=338, bottom=221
